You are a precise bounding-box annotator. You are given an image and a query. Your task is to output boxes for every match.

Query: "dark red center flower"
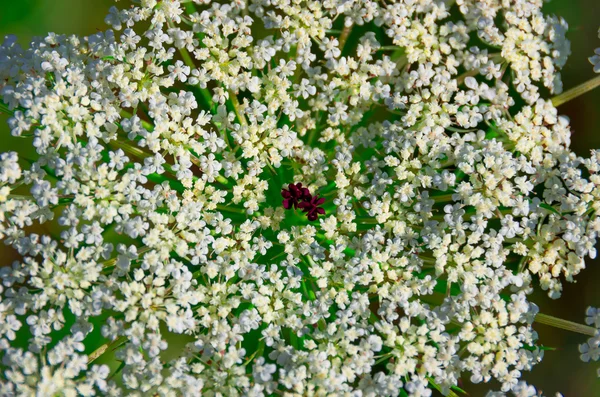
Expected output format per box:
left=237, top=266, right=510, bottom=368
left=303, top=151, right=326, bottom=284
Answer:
left=281, top=183, right=326, bottom=221
left=281, top=183, right=311, bottom=210
left=298, top=195, right=326, bottom=221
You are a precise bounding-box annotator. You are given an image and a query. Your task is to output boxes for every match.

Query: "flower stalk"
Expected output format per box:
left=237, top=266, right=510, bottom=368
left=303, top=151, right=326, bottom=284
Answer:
left=179, top=47, right=214, bottom=111
left=534, top=313, right=597, bottom=337
left=1, top=0, right=599, bottom=395
left=228, top=90, right=247, bottom=126
left=551, top=74, right=600, bottom=107
left=338, top=25, right=352, bottom=53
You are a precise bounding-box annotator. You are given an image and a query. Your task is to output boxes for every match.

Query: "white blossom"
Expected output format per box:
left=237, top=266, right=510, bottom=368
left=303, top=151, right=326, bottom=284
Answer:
left=0, top=0, right=597, bottom=395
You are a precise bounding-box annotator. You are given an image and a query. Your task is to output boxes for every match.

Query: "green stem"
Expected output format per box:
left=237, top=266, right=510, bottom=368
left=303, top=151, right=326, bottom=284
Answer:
left=88, top=335, right=126, bottom=364
left=228, top=90, right=247, bottom=126
left=87, top=343, right=109, bottom=364
left=8, top=194, right=33, bottom=201
left=374, top=352, right=393, bottom=365
left=534, top=313, right=596, bottom=337
left=430, top=193, right=456, bottom=202
left=456, top=53, right=503, bottom=86
left=0, top=101, right=15, bottom=116
left=376, top=46, right=402, bottom=51
left=216, top=204, right=246, bottom=215
left=266, top=161, right=278, bottom=177
left=355, top=216, right=379, bottom=224
left=551, top=74, right=600, bottom=107
left=338, top=25, right=352, bottom=54
left=306, top=128, right=319, bottom=146
left=119, top=109, right=154, bottom=131
left=301, top=280, right=316, bottom=301
left=456, top=69, right=479, bottom=86
left=428, top=378, right=461, bottom=397
left=110, top=138, right=149, bottom=159
left=244, top=340, right=265, bottom=365
left=179, top=47, right=214, bottom=111
left=179, top=46, right=196, bottom=69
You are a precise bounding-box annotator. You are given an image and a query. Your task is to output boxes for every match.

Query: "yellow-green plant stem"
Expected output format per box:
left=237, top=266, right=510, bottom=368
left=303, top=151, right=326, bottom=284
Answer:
left=228, top=90, right=247, bottom=126
left=456, top=53, right=504, bottom=85
left=109, top=138, right=149, bottom=159
left=377, top=46, right=402, bottom=52
left=216, top=204, right=246, bottom=215
left=102, top=247, right=152, bottom=270
left=178, top=47, right=214, bottom=110
left=0, top=101, right=15, bottom=116
left=338, top=25, right=352, bottom=53
left=119, top=109, right=154, bottom=131
left=87, top=343, right=109, bottom=364
left=119, top=109, right=232, bottom=186
left=534, top=313, right=596, bottom=337
left=428, top=377, right=461, bottom=397
left=552, top=74, right=600, bottom=107
left=7, top=194, right=33, bottom=201
left=87, top=335, right=126, bottom=364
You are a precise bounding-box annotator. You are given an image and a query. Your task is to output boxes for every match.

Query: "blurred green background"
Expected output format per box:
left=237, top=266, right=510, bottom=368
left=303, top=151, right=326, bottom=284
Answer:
left=1, top=0, right=600, bottom=395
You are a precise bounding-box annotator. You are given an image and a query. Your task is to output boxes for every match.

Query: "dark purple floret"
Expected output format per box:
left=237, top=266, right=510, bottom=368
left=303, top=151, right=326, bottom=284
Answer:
left=298, top=195, right=326, bottom=221
left=281, top=182, right=326, bottom=221
left=281, top=183, right=311, bottom=210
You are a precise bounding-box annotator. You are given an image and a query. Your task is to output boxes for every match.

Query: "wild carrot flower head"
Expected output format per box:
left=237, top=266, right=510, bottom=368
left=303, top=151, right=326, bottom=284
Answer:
left=0, top=0, right=599, bottom=395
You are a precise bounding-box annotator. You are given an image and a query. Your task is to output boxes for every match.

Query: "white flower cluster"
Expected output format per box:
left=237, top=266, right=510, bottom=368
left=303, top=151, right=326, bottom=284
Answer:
left=0, top=0, right=596, bottom=395
left=579, top=307, right=600, bottom=377
left=487, top=381, right=563, bottom=397
left=590, top=28, right=600, bottom=73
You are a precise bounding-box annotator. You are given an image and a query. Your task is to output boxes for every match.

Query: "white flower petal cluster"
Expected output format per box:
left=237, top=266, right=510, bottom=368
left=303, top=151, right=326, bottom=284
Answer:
left=590, top=28, right=600, bottom=73
left=487, top=381, right=564, bottom=397
left=579, top=306, right=600, bottom=377
left=0, top=0, right=596, bottom=395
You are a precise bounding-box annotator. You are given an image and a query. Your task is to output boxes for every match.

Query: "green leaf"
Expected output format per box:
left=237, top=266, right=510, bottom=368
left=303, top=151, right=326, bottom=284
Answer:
left=108, top=361, right=126, bottom=380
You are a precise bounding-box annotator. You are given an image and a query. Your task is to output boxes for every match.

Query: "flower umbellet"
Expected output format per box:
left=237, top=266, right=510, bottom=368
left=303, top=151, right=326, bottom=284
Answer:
left=298, top=194, right=326, bottom=221
left=281, top=182, right=311, bottom=210
left=1, top=0, right=600, bottom=395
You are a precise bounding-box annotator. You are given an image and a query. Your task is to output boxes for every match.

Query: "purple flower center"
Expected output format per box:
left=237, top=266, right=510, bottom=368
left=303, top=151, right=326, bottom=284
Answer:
left=281, top=183, right=311, bottom=210
left=281, top=183, right=325, bottom=221
left=298, top=195, right=326, bottom=221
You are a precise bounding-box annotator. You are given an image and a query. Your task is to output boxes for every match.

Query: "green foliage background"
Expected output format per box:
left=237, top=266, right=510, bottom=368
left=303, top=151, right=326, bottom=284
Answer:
left=1, top=0, right=600, bottom=395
